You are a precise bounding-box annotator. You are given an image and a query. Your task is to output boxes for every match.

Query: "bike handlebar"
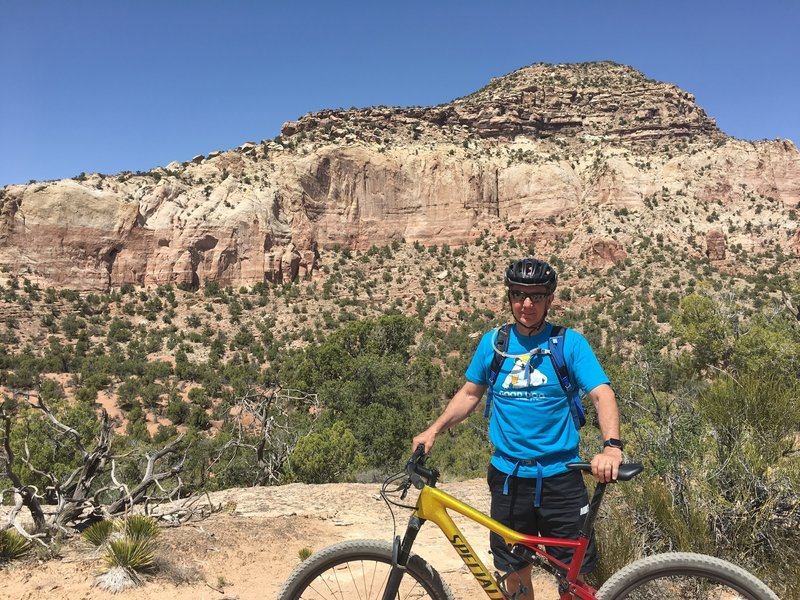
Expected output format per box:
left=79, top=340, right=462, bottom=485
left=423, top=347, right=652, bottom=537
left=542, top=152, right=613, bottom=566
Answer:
left=406, top=444, right=439, bottom=488
left=403, top=449, right=643, bottom=492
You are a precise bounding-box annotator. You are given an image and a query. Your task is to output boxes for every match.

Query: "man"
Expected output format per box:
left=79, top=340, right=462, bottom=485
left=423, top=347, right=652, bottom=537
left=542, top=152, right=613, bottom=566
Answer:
left=412, top=257, right=622, bottom=600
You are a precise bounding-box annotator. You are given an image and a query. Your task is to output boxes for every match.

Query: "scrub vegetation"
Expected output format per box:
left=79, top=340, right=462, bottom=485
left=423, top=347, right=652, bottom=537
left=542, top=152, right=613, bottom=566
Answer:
left=0, top=234, right=798, bottom=596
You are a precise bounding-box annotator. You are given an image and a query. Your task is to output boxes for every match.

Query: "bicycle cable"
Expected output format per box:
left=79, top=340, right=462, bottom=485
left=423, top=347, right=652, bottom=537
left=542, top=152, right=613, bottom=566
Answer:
left=380, top=469, right=418, bottom=543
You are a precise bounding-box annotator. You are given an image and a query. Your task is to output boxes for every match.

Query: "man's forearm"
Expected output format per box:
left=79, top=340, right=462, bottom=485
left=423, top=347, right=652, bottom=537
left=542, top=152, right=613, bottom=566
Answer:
left=589, top=383, right=623, bottom=481
left=429, top=386, right=483, bottom=433
left=413, top=381, right=486, bottom=452
left=590, top=383, right=620, bottom=441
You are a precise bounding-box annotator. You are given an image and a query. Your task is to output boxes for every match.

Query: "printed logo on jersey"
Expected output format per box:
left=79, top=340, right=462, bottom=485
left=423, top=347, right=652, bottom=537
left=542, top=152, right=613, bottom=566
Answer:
left=501, top=354, right=547, bottom=389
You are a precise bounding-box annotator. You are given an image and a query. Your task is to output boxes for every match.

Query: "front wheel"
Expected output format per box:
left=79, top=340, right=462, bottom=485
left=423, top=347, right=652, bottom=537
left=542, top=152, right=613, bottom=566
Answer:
left=276, top=539, right=455, bottom=600
left=596, top=552, right=779, bottom=599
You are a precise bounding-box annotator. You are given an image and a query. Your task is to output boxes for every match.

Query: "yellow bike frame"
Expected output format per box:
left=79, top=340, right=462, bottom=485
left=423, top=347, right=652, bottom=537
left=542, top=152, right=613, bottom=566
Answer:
left=413, top=484, right=589, bottom=600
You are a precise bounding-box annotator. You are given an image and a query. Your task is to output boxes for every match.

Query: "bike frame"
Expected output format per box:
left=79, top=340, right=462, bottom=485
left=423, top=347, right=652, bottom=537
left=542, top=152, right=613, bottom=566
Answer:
left=389, top=482, right=601, bottom=600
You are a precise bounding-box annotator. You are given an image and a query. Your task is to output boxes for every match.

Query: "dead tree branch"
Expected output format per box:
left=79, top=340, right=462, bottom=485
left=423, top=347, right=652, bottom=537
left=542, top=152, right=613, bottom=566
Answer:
left=105, top=433, right=186, bottom=515
left=0, top=390, right=199, bottom=540
left=1, top=400, right=46, bottom=531
left=206, top=386, right=319, bottom=486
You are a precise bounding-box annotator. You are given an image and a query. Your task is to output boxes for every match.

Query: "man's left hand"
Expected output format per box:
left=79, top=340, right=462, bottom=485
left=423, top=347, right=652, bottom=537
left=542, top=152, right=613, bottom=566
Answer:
left=590, top=447, right=622, bottom=483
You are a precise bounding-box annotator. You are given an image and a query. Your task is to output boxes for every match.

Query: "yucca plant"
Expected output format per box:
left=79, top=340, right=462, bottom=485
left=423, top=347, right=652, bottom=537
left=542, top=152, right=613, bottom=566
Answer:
left=95, top=538, right=157, bottom=592
left=94, top=515, right=160, bottom=592
left=0, top=529, right=32, bottom=562
left=122, top=515, right=160, bottom=542
left=95, top=565, right=145, bottom=592
left=104, top=537, right=157, bottom=572
left=81, top=519, right=115, bottom=548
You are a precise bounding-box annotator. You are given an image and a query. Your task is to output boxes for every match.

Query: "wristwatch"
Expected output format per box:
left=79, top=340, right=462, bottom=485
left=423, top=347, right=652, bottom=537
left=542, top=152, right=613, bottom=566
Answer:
left=603, top=438, right=624, bottom=451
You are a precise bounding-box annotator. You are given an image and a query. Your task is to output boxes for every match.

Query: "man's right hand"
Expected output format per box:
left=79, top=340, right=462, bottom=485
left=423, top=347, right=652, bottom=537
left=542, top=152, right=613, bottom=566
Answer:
left=411, top=429, right=437, bottom=454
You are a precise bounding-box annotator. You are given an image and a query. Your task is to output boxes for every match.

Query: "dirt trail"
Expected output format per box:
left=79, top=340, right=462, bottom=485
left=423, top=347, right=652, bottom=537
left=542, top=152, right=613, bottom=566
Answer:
left=1, top=479, right=561, bottom=600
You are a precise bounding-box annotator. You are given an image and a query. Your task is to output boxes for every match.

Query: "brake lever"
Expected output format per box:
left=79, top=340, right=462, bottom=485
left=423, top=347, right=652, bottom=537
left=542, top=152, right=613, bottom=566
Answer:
left=399, top=479, right=412, bottom=500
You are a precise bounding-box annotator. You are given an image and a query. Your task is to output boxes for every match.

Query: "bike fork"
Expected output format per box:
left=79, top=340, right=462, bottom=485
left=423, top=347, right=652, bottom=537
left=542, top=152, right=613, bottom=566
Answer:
left=382, top=515, right=424, bottom=600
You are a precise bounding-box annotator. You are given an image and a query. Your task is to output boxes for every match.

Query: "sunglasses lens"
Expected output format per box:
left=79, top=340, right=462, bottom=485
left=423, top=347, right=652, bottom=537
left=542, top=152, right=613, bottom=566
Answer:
left=510, top=291, right=546, bottom=302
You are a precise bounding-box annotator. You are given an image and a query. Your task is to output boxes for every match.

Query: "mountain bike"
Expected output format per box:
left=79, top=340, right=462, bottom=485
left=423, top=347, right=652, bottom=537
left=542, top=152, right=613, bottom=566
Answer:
left=277, top=447, right=779, bottom=599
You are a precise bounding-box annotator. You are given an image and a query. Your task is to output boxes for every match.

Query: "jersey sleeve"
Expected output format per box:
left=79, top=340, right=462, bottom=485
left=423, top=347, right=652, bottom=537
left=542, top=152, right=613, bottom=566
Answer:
left=464, top=330, right=495, bottom=385
left=567, top=329, right=610, bottom=394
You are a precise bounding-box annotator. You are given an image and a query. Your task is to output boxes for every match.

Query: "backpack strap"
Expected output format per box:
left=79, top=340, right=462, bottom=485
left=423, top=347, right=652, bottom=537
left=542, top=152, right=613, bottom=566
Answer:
left=484, top=323, right=511, bottom=418
left=548, top=325, right=586, bottom=429
left=485, top=323, right=586, bottom=429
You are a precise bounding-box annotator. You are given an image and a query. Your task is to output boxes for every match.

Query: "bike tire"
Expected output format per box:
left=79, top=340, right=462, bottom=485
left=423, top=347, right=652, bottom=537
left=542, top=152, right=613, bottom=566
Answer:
left=596, top=552, right=779, bottom=600
left=276, top=539, right=456, bottom=600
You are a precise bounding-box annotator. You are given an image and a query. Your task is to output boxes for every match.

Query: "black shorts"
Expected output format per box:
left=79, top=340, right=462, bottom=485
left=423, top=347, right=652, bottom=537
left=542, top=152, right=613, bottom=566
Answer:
left=487, top=464, right=598, bottom=574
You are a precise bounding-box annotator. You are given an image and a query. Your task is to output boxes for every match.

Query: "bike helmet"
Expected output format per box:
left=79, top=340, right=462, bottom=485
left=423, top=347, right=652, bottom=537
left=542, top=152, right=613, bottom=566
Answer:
left=504, top=258, right=558, bottom=293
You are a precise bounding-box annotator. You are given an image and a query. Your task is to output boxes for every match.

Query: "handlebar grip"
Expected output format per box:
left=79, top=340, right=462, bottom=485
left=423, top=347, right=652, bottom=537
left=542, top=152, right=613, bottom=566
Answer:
left=412, top=444, right=426, bottom=460
left=407, top=445, right=426, bottom=471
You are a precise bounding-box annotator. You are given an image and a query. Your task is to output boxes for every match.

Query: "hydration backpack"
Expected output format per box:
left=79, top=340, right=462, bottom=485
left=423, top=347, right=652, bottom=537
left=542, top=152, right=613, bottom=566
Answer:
left=484, top=323, right=586, bottom=430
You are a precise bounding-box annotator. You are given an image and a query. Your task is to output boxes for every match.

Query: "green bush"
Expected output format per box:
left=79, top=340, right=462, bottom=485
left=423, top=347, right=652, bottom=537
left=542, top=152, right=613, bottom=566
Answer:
left=286, top=421, right=362, bottom=483
left=612, top=292, right=800, bottom=597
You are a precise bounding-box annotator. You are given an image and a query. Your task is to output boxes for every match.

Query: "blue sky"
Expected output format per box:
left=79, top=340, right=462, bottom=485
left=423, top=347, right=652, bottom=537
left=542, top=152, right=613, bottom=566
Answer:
left=1, top=1, right=798, bottom=187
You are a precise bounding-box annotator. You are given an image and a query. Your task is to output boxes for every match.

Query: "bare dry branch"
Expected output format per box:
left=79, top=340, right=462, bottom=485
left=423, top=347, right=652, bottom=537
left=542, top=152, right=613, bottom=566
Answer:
left=27, top=392, right=88, bottom=458
left=1, top=403, right=46, bottom=530
left=781, top=289, right=800, bottom=321
left=1, top=388, right=194, bottom=542
left=106, top=433, right=186, bottom=515
left=204, top=386, right=318, bottom=487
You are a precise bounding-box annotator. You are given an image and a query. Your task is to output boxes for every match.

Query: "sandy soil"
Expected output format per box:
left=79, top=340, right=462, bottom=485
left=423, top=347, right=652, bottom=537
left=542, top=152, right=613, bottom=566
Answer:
left=1, top=478, right=562, bottom=600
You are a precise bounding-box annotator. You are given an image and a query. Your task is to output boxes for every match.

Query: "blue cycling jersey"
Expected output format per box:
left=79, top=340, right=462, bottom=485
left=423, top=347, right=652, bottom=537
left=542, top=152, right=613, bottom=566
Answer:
left=465, top=323, right=609, bottom=478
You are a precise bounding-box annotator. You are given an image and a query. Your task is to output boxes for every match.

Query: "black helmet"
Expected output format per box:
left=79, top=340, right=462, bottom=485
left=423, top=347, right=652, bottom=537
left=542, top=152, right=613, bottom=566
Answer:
left=504, top=258, right=557, bottom=293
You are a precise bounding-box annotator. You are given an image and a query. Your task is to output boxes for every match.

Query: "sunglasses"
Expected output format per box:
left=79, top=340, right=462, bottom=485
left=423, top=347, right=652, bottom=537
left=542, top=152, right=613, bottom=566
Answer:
left=508, top=290, right=549, bottom=303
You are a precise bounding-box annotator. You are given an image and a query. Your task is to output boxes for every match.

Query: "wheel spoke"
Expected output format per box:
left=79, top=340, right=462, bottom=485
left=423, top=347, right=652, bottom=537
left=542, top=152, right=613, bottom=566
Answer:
left=277, top=539, right=454, bottom=600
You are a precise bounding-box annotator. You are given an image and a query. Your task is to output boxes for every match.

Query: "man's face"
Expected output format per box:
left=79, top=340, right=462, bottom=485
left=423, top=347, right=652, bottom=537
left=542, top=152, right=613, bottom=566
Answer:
left=507, top=285, right=553, bottom=329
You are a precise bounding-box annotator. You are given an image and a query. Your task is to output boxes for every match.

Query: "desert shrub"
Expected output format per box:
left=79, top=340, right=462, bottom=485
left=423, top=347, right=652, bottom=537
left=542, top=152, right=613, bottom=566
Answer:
left=600, top=293, right=800, bottom=597
left=107, top=318, right=134, bottom=343
left=82, top=520, right=114, bottom=547
left=122, top=515, right=160, bottom=542
left=0, top=530, right=32, bottom=562
left=166, top=398, right=189, bottom=425
left=187, top=405, right=210, bottom=430
left=95, top=515, right=160, bottom=592
left=285, top=421, right=362, bottom=483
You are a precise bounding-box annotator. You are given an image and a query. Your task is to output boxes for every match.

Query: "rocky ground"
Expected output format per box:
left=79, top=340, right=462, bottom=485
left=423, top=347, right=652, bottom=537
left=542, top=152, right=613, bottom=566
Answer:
left=1, top=478, right=566, bottom=600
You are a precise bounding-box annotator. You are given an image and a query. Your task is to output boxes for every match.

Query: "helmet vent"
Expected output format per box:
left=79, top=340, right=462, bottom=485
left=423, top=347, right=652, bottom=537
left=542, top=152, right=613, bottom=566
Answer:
left=504, top=258, right=558, bottom=293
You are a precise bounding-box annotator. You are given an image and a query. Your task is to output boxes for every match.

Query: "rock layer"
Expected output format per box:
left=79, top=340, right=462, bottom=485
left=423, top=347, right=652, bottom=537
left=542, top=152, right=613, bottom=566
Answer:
left=1, top=62, right=799, bottom=290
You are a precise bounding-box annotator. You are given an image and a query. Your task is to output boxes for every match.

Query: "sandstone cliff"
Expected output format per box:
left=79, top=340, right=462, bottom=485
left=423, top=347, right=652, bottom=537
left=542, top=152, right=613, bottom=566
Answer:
left=1, top=62, right=798, bottom=291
